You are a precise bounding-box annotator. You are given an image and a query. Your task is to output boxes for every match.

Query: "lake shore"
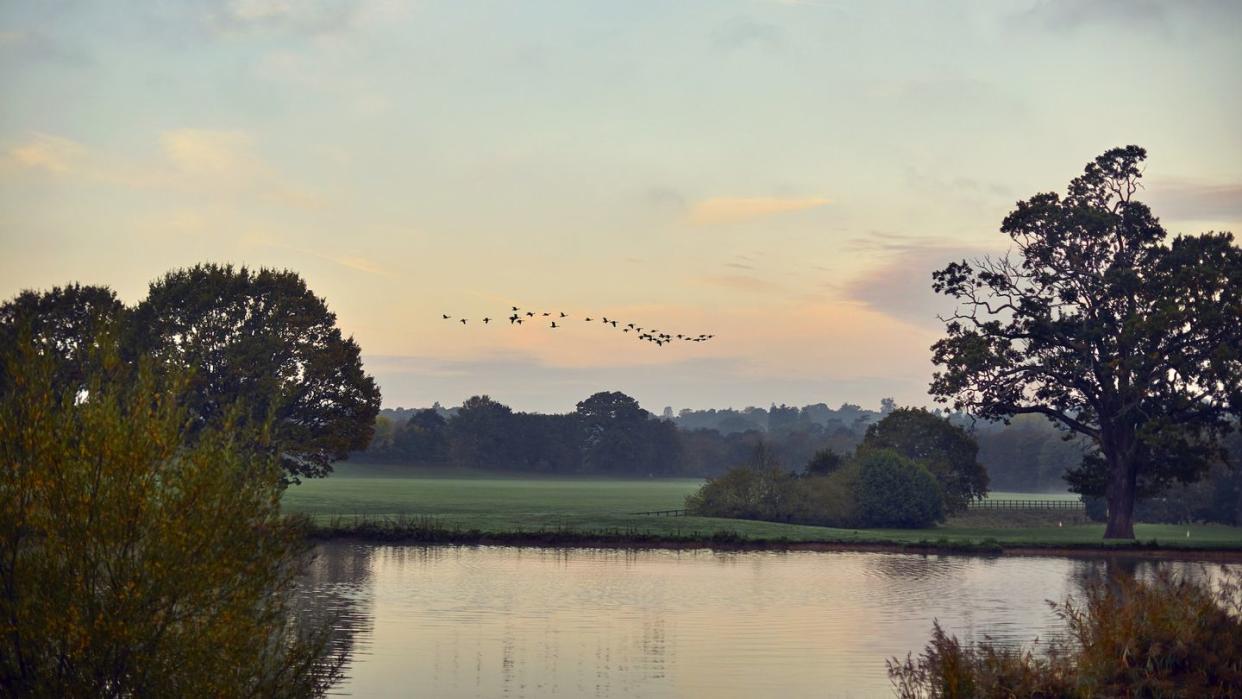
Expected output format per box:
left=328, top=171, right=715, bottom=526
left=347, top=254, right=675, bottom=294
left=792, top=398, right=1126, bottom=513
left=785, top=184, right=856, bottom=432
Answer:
left=305, top=518, right=1242, bottom=560
left=285, top=467, right=1242, bottom=559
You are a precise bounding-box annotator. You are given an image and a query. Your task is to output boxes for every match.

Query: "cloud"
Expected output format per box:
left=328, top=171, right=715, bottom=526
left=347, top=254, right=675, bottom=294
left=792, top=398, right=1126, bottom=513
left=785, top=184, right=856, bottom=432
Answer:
left=710, top=17, right=784, bottom=53
left=689, top=196, right=830, bottom=225
left=1146, top=178, right=1242, bottom=222
left=0, top=30, right=90, bottom=66
left=329, top=254, right=390, bottom=276
left=840, top=235, right=997, bottom=328
left=1012, top=0, right=1241, bottom=36
left=6, top=133, right=86, bottom=174
left=203, top=0, right=363, bottom=35
left=364, top=352, right=924, bottom=414
left=644, top=186, right=687, bottom=214
left=4, top=130, right=319, bottom=209
left=698, top=273, right=786, bottom=295
left=160, top=129, right=255, bottom=176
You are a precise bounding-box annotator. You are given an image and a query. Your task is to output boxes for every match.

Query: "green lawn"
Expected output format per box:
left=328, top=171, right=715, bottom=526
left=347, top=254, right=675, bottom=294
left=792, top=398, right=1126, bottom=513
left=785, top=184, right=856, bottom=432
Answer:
left=283, top=464, right=1242, bottom=550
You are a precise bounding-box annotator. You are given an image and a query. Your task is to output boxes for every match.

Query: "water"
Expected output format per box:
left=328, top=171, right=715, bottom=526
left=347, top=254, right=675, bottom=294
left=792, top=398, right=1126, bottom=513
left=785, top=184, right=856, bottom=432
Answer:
left=297, top=544, right=1237, bottom=698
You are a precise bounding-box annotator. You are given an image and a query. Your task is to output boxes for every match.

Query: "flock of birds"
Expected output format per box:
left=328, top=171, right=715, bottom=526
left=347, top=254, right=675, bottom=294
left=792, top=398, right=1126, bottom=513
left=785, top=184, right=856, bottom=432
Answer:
left=441, top=306, right=715, bottom=347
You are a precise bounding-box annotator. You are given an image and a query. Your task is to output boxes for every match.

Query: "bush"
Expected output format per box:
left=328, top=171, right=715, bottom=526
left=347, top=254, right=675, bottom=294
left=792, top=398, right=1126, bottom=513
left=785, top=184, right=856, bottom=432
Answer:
left=684, top=465, right=799, bottom=522
left=890, top=569, right=1242, bottom=698
left=853, top=449, right=946, bottom=528
left=0, top=338, right=340, bottom=696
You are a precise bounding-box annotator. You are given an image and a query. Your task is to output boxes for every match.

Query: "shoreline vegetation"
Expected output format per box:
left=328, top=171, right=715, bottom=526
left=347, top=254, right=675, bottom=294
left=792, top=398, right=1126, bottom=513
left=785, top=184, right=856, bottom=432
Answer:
left=303, top=515, right=1242, bottom=559
left=286, top=465, right=1242, bottom=558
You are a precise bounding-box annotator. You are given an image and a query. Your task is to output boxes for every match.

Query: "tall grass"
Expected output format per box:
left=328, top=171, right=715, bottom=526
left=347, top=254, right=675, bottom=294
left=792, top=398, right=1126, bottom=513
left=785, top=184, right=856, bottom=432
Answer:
left=889, top=569, right=1242, bottom=697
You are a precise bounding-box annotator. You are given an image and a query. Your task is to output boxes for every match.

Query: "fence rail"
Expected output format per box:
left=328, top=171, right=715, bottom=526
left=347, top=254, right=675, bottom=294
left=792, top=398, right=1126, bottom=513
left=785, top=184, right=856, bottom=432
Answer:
left=969, top=499, right=1085, bottom=512
left=631, top=509, right=687, bottom=517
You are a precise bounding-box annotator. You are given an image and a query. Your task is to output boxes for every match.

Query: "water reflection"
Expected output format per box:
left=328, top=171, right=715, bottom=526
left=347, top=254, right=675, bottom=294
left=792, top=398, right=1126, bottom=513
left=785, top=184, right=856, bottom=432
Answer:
left=295, top=545, right=1241, bottom=698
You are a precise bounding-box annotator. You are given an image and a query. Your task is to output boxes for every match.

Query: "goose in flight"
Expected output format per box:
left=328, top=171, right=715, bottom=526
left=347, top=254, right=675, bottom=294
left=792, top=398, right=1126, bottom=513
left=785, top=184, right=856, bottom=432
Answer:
left=482, top=317, right=491, bottom=324
left=442, top=314, right=451, bottom=319
left=460, top=318, right=468, bottom=324
left=551, top=321, right=559, bottom=328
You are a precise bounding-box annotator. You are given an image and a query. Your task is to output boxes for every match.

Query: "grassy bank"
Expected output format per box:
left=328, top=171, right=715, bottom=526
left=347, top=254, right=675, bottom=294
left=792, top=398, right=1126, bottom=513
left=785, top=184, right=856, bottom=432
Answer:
left=283, top=464, right=1242, bottom=553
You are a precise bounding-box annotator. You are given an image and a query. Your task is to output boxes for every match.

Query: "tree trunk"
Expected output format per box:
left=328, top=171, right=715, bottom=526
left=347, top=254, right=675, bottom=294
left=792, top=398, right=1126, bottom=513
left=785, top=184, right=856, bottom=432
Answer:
left=1104, top=451, right=1137, bottom=539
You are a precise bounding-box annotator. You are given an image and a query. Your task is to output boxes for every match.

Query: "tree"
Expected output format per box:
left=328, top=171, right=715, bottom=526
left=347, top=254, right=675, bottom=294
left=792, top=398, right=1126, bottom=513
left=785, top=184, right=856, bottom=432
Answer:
left=397, top=408, right=450, bottom=462
left=0, top=336, right=339, bottom=695
left=859, top=407, right=988, bottom=514
left=852, top=449, right=946, bottom=528
left=930, top=146, right=1242, bottom=538
left=576, top=391, right=650, bottom=474
left=0, top=284, right=124, bottom=394
left=804, top=447, right=843, bottom=477
left=130, top=264, right=381, bottom=482
left=446, top=395, right=515, bottom=469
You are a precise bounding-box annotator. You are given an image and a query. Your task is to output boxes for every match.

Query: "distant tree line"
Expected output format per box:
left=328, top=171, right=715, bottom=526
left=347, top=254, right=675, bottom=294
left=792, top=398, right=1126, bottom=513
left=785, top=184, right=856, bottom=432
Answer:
left=359, top=395, right=1085, bottom=487
left=356, top=394, right=886, bottom=476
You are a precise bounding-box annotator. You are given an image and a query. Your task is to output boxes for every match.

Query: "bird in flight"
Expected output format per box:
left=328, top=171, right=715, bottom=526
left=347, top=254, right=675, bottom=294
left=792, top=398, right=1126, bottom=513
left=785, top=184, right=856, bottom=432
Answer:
left=441, top=302, right=715, bottom=347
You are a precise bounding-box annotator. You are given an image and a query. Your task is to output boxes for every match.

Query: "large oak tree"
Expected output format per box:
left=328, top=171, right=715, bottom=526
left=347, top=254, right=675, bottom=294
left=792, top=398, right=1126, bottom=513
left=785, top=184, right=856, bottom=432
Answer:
left=929, top=146, right=1242, bottom=538
left=129, top=264, right=381, bottom=482
left=1, top=265, right=382, bottom=483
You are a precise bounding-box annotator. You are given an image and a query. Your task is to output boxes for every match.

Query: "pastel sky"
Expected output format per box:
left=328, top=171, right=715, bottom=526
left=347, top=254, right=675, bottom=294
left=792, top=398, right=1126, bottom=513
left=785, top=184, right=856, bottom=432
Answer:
left=2, top=1, right=1240, bottom=413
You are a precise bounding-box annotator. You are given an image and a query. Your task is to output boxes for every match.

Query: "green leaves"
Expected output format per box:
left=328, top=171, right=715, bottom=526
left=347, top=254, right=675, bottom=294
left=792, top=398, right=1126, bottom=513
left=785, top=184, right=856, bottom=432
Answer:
left=0, top=264, right=383, bottom=483
left=929, top=145, right=1242, bottom=538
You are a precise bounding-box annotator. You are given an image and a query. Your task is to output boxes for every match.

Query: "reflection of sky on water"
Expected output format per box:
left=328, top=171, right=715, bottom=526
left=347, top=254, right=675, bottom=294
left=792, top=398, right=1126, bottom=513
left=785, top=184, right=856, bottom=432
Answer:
left=297, top=545, right=1240, bottom=698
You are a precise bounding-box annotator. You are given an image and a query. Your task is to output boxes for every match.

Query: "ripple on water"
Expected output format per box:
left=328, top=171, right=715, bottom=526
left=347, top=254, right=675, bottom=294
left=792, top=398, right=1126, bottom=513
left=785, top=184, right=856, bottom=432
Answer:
left=298, top=545, right=1239, bottom=698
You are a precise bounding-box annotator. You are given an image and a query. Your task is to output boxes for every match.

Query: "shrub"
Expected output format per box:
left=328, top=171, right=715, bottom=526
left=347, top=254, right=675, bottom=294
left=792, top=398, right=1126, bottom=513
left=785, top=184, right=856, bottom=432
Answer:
left=684, top=464, right=798, bottom=521
left=853, top=449, right=946, bottom=528
left=889, top=569, right=1242, bottom=698
left=0, top=337, right=340, bottom=696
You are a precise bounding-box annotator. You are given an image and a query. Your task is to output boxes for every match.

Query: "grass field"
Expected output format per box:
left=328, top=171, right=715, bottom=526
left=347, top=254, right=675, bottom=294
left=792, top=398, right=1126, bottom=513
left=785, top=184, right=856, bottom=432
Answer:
left=282, top=463, right=1242, bottom=550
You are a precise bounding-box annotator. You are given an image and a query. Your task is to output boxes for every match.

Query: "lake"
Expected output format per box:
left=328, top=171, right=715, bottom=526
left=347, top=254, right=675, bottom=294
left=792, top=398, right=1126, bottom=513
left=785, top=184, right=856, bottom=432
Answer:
left=297, top=544, right=1236, bottom=698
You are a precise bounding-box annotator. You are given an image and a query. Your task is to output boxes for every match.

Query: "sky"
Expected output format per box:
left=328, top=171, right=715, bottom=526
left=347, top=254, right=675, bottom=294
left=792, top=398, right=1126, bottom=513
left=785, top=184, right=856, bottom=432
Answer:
left=2, top=0, right=1240, bottom=414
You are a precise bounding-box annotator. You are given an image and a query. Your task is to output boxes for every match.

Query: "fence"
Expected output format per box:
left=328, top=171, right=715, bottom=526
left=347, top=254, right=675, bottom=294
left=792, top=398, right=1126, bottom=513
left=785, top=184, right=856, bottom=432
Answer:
left=969, top=499, right=1085, bottom=512
left=631, top=509, right=687, bottom=517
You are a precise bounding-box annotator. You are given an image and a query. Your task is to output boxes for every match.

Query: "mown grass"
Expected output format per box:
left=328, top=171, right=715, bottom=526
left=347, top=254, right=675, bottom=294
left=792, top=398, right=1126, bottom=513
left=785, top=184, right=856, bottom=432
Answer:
left=283, top=464, right=1242, bottom=551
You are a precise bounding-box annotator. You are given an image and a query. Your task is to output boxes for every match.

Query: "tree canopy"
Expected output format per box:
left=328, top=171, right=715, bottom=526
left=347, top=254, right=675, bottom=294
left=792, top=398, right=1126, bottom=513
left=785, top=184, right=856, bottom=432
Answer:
left=930, top=146, right=1242, bottom=538
left=859, top=407, right=988, bottom=514
left=0, top=264, right=381, bottom=483
left=0, top=284, right=124, bottom=394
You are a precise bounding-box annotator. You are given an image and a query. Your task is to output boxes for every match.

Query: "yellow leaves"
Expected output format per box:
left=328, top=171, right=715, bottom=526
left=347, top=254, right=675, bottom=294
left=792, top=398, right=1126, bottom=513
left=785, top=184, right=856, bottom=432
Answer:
left=1, top=337, right=335, bottom=694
